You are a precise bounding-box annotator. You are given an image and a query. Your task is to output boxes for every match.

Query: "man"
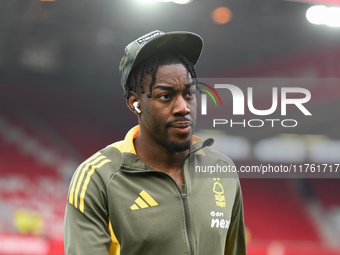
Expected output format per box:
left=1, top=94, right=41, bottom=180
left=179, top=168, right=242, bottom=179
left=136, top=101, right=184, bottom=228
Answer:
left=64, top=30, right=247, bottom=255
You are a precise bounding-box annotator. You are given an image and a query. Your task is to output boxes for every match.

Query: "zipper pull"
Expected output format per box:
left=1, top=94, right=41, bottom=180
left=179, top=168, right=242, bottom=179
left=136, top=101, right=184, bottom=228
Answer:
left=181, top=184, right=186, bottom=199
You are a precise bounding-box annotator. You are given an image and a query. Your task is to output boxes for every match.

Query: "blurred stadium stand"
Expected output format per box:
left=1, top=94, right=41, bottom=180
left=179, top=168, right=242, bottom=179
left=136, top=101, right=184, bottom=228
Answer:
left=241, top=178, right=340, bottom=255
left=1, top=0, right=340, bottom=254
left=0, top=114, right=69, bottom=254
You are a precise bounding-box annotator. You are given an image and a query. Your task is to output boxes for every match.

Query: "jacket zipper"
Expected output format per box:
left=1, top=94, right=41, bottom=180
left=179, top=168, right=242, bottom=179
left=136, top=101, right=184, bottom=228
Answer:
left=166, top=174, right=194, bottom=255
left=127, top=169, right=195, bottom=255
left=123, top=150, right=202, bottom=255
left=180, top=185, right=194, bottom=255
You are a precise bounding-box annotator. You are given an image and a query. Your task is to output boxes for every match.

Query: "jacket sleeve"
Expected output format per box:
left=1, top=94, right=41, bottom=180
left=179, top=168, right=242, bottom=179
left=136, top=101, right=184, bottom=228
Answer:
left=64, top=160, right=113, bottom=255
left=224, top=179, right=247, bottom=255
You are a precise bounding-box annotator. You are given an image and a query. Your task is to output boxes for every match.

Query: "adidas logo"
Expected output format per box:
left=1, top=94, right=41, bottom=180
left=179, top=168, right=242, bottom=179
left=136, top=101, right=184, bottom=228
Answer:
left=130, top=190, right=158, bottom=210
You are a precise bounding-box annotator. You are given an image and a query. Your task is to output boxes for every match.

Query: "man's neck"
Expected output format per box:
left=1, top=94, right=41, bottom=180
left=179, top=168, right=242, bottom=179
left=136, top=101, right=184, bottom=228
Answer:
left=133, top=135, right=189, bottom=174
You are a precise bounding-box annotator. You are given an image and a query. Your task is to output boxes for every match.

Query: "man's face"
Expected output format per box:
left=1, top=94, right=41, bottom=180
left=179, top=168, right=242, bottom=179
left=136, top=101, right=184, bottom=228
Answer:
left=139, top=63, right=197, bottom=153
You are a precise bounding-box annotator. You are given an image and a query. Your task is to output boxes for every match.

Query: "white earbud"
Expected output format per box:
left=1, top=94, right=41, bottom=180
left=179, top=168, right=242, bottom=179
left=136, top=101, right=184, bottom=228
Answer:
left=133, top=102, right=141, bottom=113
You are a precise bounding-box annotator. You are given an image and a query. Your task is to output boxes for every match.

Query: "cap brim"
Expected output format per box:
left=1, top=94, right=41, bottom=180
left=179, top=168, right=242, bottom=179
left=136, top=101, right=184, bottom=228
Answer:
left=130, top=31, right=203, bottom=72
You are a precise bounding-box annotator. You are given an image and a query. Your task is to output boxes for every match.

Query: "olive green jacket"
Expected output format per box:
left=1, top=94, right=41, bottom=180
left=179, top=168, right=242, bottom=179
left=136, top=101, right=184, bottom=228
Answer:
left=64, top=126, right=247, bottom=255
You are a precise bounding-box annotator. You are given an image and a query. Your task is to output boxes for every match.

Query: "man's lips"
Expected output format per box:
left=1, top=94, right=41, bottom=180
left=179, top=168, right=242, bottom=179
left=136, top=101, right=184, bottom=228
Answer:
left=168, top=120, right=193, bottom=134
left=170, top=121, right=191, bottom=128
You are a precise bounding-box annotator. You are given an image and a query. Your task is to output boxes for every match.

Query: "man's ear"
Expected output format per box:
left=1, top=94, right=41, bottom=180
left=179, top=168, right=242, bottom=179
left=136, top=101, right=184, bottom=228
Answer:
left=126, top=92, right=142, bottom=115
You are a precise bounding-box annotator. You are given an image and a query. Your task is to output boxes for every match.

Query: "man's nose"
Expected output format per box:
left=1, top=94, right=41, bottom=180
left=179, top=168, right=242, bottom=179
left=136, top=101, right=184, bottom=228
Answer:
left=173, top=96, right=190, bottom=116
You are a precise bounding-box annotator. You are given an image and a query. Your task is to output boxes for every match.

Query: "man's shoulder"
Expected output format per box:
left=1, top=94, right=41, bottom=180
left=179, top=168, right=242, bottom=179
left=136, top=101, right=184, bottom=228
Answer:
left=66, top=142, right=125, bottom=214
left=74, top=141, right=125, bottom=184
left=200, top=145, right=235, bottom=167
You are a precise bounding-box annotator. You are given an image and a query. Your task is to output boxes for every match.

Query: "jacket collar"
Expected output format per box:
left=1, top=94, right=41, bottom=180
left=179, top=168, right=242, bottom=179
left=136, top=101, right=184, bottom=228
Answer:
left=119, top=125, right=213, bottom=154
left=113, top=125, right=214, bottom=171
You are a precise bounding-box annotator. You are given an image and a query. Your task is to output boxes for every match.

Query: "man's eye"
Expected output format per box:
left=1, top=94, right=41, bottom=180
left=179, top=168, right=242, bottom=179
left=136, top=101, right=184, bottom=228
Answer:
left=187, top=91, right=196, bottom=97
left=160, top=94, right=170, bottom=99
